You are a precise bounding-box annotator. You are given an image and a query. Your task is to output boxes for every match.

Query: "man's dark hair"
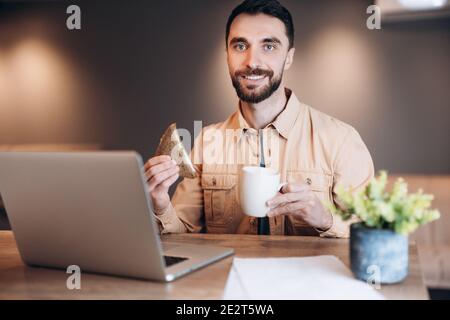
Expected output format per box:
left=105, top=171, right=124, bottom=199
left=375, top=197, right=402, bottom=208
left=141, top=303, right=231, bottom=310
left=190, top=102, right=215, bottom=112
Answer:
left=226, top=0, right=295, bottom=49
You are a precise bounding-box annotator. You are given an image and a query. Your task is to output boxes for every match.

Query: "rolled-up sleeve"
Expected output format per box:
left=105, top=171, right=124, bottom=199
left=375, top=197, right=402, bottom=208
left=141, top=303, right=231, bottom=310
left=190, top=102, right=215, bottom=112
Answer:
left=319, top=127, right=374, bottom=238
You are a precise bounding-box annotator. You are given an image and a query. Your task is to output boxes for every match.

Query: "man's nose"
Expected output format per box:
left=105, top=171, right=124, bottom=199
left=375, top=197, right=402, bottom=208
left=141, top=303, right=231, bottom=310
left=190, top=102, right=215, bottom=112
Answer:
left=244, top=48, right=262, bottom=70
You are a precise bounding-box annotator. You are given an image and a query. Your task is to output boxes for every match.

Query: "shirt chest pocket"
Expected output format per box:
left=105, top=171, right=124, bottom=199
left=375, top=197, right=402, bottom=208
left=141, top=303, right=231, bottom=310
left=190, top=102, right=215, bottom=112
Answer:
left=286, top=171, right=333, bottom=228
left=287, top=170, right=333, bottom=206
left=201, top=174, right=237, bottom=226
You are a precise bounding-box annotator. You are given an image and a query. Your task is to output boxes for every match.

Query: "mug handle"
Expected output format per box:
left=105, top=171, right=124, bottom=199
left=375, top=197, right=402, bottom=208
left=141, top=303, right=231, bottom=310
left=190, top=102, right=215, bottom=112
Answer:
left=278, top=182, right=288, bottom=193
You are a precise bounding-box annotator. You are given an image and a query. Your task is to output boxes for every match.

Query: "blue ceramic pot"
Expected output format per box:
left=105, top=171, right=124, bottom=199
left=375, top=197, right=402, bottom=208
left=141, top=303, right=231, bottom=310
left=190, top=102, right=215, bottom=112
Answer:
left=350, top=223, right=408, bottom=284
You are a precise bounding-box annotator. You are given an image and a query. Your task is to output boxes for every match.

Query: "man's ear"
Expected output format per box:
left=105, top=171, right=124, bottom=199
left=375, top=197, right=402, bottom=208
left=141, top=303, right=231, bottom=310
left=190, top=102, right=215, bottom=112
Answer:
left=284, top=47, right=295, bottom=71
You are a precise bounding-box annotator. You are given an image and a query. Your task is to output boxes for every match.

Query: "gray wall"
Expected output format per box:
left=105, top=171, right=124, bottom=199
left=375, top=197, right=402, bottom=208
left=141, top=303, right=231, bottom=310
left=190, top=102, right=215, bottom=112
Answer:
left=0, top=0, right=449, bottom=174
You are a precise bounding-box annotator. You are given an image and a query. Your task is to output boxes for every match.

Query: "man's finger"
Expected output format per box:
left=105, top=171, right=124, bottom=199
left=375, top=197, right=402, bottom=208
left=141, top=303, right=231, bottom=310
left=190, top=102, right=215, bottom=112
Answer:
left=145, top=159, right=177, bottom=181
left=267, top=201, right=309, bottom=217
left=267, top=190, right=310, bottom=208
left=144, top=155, right=172, bottom=170
left=147, top=166, right=179, bottom=190
left=280, top=183, right=309, bottom=194
left=161, top=172, right=180, bottom=189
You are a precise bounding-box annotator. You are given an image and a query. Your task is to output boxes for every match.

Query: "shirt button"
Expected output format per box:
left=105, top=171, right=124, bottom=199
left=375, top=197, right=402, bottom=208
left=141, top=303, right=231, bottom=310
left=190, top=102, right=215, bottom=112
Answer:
left=306, top=178, right=312, bottom=185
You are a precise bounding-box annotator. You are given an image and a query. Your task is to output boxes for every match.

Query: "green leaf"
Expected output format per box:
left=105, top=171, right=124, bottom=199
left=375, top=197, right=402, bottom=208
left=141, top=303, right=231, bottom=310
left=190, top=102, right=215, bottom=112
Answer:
left=327, top=171, right=440, bottom=235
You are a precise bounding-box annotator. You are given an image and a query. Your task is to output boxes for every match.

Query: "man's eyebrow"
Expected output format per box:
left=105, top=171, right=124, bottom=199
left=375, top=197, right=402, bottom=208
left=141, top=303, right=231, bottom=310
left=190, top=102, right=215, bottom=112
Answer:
left=261, top=37, right=282, bottom=45
left=229, top=37, right=249, bottom=46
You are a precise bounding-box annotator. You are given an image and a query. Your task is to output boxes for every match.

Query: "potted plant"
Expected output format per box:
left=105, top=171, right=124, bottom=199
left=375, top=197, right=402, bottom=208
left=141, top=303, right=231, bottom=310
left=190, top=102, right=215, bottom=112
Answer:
left=329, top=171, right=440, bottom=284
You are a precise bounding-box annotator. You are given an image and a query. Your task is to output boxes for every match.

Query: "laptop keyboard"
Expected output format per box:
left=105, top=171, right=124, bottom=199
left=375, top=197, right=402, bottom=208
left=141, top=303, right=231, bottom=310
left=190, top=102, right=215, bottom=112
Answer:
left=163, top=255, right=188, bottom=267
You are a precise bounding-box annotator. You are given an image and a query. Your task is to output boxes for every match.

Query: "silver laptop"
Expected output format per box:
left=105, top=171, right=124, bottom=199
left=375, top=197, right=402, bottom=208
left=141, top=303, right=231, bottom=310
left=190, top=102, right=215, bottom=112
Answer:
left=0, top=151, right=233, bottom=282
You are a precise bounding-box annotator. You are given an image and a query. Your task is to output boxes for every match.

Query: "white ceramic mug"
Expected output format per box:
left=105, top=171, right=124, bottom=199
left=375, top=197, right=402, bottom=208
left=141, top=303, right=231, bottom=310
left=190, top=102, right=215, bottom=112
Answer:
left=239, top=166, right=284, bottom=218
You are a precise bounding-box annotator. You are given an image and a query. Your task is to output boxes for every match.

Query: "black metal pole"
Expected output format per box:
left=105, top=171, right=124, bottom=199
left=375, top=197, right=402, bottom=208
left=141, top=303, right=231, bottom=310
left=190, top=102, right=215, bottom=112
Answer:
left=257, top=129, right=270, bottom=235
left=257, top=216, right=270, bottom=235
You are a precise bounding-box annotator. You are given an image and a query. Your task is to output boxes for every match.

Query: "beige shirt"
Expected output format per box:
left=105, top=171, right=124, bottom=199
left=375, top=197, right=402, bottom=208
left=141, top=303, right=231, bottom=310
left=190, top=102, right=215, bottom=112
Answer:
left=154, top=89, right=374, bottom=238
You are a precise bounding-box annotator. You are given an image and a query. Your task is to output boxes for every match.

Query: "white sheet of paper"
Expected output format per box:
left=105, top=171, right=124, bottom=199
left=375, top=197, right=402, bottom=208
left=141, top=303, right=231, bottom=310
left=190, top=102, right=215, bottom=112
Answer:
left=223, top=255, right=384, bottom=300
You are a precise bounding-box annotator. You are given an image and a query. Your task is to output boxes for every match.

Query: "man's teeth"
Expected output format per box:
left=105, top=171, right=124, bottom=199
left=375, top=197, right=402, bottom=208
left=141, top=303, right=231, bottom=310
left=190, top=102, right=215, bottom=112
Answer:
left=244, top=75, right=265, bottom=80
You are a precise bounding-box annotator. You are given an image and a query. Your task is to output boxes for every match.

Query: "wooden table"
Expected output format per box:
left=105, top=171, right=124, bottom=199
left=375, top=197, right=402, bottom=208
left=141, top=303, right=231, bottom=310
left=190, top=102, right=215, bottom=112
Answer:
left=0, top=231, right=429, bottom=300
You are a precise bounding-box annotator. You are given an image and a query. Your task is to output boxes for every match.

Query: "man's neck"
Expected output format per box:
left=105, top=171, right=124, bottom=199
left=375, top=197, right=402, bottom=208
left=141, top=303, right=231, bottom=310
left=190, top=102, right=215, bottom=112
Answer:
left=240, top=86, right=288, bottom=130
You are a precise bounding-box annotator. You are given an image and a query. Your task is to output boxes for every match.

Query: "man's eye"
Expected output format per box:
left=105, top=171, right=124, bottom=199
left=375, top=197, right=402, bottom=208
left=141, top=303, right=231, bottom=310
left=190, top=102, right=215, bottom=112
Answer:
left=234, top=43, right=247, bottom=51
left=264, top=44, right=276, bottom=51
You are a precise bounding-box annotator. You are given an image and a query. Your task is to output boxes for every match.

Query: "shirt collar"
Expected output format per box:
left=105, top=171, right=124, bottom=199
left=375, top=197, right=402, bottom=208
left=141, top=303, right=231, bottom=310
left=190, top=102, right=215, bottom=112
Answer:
left=233, top=88, right=302, bottom=141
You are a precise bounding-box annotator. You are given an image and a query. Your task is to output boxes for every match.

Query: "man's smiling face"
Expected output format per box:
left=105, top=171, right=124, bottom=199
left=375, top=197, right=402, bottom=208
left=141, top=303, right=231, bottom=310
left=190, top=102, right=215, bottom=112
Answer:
left=227, top=13, right=295, bottom=104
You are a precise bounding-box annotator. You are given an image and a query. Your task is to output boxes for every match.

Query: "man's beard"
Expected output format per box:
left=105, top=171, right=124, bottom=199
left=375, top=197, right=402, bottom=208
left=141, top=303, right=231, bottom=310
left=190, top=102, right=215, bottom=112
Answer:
left=231, top=67, right=283, bottom=104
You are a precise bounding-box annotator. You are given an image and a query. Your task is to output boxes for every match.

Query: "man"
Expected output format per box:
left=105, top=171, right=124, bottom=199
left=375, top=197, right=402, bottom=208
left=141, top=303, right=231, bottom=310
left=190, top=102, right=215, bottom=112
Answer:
left=145, top=0, right=374, bottom=237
